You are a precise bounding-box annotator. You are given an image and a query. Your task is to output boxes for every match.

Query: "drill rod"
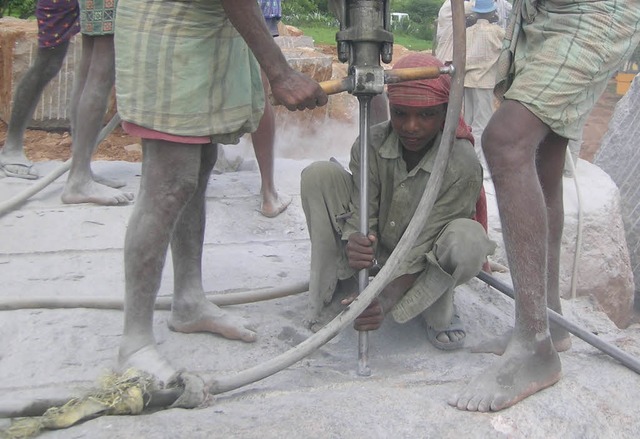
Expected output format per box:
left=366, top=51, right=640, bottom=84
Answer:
left=357, top=95, right=373, bottom=377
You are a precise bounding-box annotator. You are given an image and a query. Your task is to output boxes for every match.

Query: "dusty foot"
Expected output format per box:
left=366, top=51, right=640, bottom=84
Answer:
left=430, top=327, right=466, bottom=346
left=93, top=172, right=126, bottom=189
left=489, top=260, right=509, bottom=273
left=118, top=344, right=177, bottom=386
left=449, top=337, right=562, bottom=412
left=422, top=312, right=466, bottom=350
left=169, top=300, right=257, bottom=343
left=471, top=327, right=572, bottom=355
left=61, top=180, right=134, bottom=205
left=0, top=153, right=39, bottom=180
left=260, top=191, right=292, bottom=218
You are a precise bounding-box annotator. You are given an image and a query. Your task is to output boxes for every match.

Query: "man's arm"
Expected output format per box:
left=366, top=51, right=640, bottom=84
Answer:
left=221, top=0, right=328, bottom=111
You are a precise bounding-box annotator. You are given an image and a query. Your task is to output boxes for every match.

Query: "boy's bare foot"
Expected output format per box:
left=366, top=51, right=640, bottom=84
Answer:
left=61, top=180, right=134, bottom=205
left=260, top=191, right=292, bottom=218
left=450, top=336, right=562, bottom=412
left=169, top=300, right=257, bottom=343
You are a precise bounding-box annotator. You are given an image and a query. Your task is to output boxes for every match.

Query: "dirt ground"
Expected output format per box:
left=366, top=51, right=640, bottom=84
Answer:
left=0, top=76, right=622, bottom=164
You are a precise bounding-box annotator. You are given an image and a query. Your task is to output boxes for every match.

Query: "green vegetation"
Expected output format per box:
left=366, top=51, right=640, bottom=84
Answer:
left=0, top=0, right=36, bottom=18
left=299, top=25, right=431, bottom=51
left=282, top=0, right=439, bottom=51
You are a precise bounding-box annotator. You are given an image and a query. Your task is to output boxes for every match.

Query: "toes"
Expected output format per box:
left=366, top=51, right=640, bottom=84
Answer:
left=490, top=394, right=510, bottom=412
left=239, top=329, right=258, bottom=343
left=467, top=394, right=484, bottom=412
left=477, top=396, right=494, bottom=412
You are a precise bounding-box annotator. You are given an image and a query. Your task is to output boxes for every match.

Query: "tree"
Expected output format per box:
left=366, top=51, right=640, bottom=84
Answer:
left=0, top=0, right=36, bottom=18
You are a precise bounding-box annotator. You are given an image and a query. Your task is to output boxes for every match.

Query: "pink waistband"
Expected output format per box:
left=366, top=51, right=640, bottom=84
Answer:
left=121, top=121, right=210, bottom=144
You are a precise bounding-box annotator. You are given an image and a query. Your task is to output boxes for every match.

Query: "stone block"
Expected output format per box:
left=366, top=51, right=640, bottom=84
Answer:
left=595, top=74, right=640, bottom=311
left=0, top=17, right=81, bottom=130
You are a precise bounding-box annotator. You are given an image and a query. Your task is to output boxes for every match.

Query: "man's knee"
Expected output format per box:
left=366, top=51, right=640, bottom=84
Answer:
left=434, top=218, right=495, bottom=279
left=300, top=160, right=346, bottom=198
left=141, top=142, right=202, bottom=205
left=32, top=41, right=69, bottom=78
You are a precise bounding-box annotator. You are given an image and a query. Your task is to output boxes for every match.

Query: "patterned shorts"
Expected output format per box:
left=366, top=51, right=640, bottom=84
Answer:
left=78, top=0, right=117, bottom=35
left=35, top=0, right=80, bottom=48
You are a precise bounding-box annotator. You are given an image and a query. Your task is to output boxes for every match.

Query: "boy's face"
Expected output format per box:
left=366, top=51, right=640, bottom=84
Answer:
left=389, top=103, right=447, bottom=152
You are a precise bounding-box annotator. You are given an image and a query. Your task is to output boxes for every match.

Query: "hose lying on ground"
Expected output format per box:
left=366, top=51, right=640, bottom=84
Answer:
left=0, top=282, right=310, bottom=311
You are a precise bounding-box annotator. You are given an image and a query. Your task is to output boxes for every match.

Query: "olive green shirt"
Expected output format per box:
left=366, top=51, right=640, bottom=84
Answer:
left=342, top=121, right=482, bottom=280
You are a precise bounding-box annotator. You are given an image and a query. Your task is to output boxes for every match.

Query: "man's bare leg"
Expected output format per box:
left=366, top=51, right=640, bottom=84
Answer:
left=61, top=34, right=133, bottom=205
left=119, top=140, right=203, bottom=383
left=251, top=70, right=291, bottom=218
left=537, top=133, right=572, bottom=351
left=119, top=141, right=257, bottom=381
left=168, top=144, right=257, bottom=342
left=450, top=100, right=561, bottom=412
left=472, top=131, right=572, bottom=355
left=0, top=43, right=69, bottom=179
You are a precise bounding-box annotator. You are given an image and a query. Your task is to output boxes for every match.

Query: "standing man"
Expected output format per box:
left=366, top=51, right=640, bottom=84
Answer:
left=0, top=0, right=80, bottom=179
left=61, top=0, right=134, bottom=205
left=434, top=0, right=472, bottom=64
left=114, top=0, right=327, bottom=383
left=463, top=0, right=504, bottom=165
left=252, top=0, right=292, bottom=218
left=450, top=0, right=640, bottom=412
left=301, top=53, right=495, bottom=349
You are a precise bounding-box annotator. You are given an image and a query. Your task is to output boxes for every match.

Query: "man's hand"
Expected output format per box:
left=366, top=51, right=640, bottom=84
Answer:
left=270, top=70, right=328, bottom=112
left=220, top=1, right=327, bottom=112
left=346, top=232, right=377, bottom=270
left=341, top=296, right=385, bottom=331
left=341, top=273, right=418, bottom=331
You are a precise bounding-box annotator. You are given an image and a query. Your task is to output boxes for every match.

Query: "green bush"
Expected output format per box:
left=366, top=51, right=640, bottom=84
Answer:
left=282, top=0, right=318, bottom=16
left=283, top=0, right=435, bottom=45
left=0, top=0, right=36, bottom=18
left=395, top=0, right=442, bottom=24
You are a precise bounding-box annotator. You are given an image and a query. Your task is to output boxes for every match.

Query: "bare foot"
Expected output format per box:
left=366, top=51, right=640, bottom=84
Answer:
left=489, top=260, right=509, bottom=273
left=260, top=191, right=292, bottom=218
left=169, top=300, right=257, bottom=343
left=118, top=344, right=177, bottom=385
left=61, top=180, right=134, bottom=205
left=450, top=336, right=562, bottom=412
left=93, top=172, right=126, bottom=189
left=471, top=327, right=572, bottom=355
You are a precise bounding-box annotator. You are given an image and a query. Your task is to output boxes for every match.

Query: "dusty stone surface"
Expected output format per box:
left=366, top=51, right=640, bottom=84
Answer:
left=1, top=25, right=638, bottom=438
left=0, top=159, right=639, bottom=438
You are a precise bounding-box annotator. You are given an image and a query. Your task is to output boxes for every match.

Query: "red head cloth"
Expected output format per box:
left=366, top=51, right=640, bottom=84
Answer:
left=387, top=52, right=474, bottom=145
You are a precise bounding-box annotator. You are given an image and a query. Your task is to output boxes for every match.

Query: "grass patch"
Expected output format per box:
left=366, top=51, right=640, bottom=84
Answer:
left=298, top=25, right=432, bottom=52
